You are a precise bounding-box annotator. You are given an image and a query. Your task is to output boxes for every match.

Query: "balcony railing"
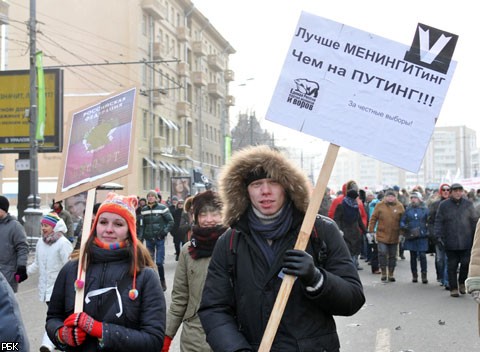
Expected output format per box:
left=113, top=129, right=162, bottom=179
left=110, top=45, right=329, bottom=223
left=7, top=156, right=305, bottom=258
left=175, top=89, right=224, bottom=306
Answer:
left=207, top=83, right=225, bottom=99
left=192, top=71, right=207, bottom=87
left=176, top=101, right=191, bottom=118
left=141, top=0, right=166, bottom=20
left=224, top=69, right=235, bottom=82
left=176, top=27, right=189, bottom=42
left=207, top=54, right=225, bottom=72
left=192, top=41, right=207, bottom=56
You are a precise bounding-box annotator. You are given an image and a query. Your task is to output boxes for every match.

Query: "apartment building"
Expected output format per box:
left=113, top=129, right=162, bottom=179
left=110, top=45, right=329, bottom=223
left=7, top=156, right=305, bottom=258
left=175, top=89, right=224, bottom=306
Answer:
left=0, top=0, right=235, bottom=209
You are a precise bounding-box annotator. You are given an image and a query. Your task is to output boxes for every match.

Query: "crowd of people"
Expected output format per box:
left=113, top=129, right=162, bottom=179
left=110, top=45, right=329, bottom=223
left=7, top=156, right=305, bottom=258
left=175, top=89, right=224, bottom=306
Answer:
left=3, top=145, right=480, bottom=351
left=322, top=180, right=479, bottom=298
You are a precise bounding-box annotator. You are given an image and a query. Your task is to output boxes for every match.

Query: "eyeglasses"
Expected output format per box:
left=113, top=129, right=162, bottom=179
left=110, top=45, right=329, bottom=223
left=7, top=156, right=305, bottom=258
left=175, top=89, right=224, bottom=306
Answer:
left=441, top=188, right=450, bottom=191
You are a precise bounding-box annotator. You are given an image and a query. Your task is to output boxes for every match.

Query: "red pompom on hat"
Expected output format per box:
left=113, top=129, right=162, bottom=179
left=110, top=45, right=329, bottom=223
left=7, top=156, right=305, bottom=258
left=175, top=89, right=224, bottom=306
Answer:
left=75, top=192, right=140, bottom=300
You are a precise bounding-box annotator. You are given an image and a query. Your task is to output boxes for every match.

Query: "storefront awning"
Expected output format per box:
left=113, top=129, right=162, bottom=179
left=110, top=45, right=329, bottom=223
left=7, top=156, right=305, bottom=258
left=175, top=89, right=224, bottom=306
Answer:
left=144, top=157, right=158, bottom=169
left=159, top=161, right=173, bottom=172
left=161, top=117, right=179, bottom=131
left=169, top=163, right=182, bottom=173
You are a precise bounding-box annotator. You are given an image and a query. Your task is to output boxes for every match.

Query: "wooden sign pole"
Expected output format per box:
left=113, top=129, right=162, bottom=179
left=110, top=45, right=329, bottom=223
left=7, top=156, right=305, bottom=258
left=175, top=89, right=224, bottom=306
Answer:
left=74, top=188, right=96, bottom=313
left=258, top=143, right=340, bottom=352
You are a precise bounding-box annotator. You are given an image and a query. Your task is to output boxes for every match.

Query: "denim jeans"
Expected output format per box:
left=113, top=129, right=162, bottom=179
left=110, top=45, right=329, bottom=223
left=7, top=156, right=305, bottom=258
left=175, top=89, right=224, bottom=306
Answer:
left=435, top=244, right=449, bottom=286
left=377, top=242, right=398, bottom=270
left=145, top=238, right=166, bottom=280
left=409, top=250, right=427, bottom=274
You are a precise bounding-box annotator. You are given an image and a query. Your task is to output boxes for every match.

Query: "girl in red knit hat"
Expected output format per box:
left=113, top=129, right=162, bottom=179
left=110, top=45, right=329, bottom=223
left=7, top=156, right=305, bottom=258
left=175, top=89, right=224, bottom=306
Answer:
left=45, top=193, right=166, bottom=351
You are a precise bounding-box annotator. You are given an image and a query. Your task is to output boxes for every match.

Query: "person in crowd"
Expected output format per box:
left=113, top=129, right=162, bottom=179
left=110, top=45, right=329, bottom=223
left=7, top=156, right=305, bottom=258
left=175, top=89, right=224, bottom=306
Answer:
left=0, top=271, right=30, bottom=350
left=435, top=183, right=478, bottom=297
left=28, top=213, right=73, bottom=352
left=392, top=187, right=407, bottom=260
left=170, top=199, right=191, bottom=261
left=65, top=192, right=87, bottom=225
left=168, top=196, right=179, bottom=215
left=428, top=183, right=451, bottom=288
left=46, top=192, right=165, bottom=351
left=140, top=190, right=174, bottom=291
left=52, top=199, right=75, bottom=242
left=318, top=187, right=332, bottom=217
left=466, top=218, right=480, bottom=333
left=367, top=189, right=405, bottom=282
left=400, top=192, right=430, bottom=284
left=74, top=203, right=101, bottom=251
left=397, top=187, right=410, bottom=209
left=135, top=197, right=147, bottom=228
left=367, top=191, right=383, bottom=275
left=0, top=195, right=29, bottom=292
left=328, top=180, right=367, bottom=227
left=334, top=183, right=367, bottom=270
left=198, top=146, right=365, bottom=351
left=162, top=191, right=227, bottom=352
left=362, top=190, right=376, bottom=262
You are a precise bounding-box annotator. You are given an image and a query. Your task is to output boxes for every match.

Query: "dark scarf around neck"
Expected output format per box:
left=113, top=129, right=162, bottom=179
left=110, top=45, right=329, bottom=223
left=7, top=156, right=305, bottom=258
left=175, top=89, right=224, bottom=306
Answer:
left=188, top=224, right=228, bottom=259
left=248, top=201, right=293, bottom=265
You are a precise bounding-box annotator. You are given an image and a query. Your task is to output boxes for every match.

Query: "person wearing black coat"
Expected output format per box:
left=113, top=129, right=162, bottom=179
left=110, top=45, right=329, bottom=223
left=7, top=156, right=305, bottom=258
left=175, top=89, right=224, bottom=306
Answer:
left=434, top=183, right=478, bottom=297
left=198, top=146, right=365, bottom=352
left=46, top=193, right=165, bottom=351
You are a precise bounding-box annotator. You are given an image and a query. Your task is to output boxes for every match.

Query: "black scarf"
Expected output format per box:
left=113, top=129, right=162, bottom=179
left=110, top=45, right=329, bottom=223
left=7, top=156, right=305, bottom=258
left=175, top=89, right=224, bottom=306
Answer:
left=188, top=224, right=228, bottom=259
left=248, top=201, right=293, bottom=265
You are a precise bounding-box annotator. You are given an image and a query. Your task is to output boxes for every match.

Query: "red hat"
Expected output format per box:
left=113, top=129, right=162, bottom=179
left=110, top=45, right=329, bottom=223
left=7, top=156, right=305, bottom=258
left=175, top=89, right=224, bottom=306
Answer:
left=76, top=192, right=140, bottom=300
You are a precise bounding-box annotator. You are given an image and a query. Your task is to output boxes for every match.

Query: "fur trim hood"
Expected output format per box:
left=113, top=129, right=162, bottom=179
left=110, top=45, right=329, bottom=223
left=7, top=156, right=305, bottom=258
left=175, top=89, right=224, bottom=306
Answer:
left=219, top=145, right=310, bottom=226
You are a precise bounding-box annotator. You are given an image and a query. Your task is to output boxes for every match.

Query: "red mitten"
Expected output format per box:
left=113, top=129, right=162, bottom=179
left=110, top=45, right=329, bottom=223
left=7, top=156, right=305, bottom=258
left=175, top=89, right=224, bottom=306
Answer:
left=77, top=312, right=103, bottom=338
left=57, top=326, right=87, bottom=347
left=161, top=336, right=173, bottom=352
left=63, top=312, right=79, bottom=327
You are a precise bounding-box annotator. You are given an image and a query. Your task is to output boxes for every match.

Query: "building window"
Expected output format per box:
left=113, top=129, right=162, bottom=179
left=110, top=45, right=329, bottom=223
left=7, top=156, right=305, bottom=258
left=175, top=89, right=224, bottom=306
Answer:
left=159, top=118, right=166, bottom=137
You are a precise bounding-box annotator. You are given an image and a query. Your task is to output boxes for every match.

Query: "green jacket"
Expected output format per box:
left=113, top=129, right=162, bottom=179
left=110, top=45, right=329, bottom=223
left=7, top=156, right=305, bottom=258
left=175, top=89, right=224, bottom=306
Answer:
left=140, top=202, right=174, bottom=241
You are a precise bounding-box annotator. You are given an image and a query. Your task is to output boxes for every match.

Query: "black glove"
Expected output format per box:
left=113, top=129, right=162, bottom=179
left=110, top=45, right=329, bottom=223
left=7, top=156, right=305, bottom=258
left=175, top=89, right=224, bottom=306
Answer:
left=282, top=249, right=321, bottom=287
left=15, top=266, right=28, bottom=283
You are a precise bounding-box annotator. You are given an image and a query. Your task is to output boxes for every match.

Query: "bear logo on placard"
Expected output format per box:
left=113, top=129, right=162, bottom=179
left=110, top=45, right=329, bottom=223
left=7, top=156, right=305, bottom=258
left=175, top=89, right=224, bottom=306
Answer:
left=294, top=78, right=319, bottom=98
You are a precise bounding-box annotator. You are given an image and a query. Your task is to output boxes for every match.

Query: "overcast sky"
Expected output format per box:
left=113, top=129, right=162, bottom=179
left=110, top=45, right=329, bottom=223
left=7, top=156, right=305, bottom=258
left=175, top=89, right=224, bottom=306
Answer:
left=193, top=0, right=478, bottom=149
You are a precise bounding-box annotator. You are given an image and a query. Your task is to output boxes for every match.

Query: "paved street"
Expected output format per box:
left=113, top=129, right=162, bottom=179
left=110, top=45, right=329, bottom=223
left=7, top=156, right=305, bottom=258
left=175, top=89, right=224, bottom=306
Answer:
left=16, top=238, right=480, bottom=351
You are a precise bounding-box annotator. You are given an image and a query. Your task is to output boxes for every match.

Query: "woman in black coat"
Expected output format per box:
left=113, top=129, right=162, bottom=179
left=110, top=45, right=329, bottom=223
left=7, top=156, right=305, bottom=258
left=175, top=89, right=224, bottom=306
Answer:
left=46, top=193, right=165, bottom=351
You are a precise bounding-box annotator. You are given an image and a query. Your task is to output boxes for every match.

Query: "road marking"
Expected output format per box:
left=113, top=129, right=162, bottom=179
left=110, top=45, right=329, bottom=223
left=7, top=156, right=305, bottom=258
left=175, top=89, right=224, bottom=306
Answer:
left=375, top=328, right=391, bottom=352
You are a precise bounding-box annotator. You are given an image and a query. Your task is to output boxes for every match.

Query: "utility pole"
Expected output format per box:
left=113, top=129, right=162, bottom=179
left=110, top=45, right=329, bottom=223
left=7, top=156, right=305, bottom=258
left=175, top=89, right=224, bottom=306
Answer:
left=23, top=0, right=42, bottom=239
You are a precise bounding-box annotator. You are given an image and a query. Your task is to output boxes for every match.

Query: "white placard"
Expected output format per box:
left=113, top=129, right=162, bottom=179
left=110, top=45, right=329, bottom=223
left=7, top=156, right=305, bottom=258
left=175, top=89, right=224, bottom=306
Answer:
left=266, top=12, right=457, bottom=173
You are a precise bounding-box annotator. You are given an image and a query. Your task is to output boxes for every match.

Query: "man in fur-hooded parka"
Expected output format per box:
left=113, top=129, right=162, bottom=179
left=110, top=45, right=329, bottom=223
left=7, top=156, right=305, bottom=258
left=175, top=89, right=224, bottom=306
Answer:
left=198, top=145, right=365, bottom=352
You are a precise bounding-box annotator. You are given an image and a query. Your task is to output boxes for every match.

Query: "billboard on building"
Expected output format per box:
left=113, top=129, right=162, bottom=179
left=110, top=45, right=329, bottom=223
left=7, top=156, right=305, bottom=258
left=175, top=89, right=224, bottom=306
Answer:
left=171, top=177, right=191, bottom=201
left=0, top=69, right=63, bottom=153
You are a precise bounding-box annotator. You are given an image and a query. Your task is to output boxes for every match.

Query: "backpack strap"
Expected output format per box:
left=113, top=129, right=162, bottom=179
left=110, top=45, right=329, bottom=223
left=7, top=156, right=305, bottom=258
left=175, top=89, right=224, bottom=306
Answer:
left=311, top=217, right=328, bottom=268
left=226, top=229, right=237, bottom=288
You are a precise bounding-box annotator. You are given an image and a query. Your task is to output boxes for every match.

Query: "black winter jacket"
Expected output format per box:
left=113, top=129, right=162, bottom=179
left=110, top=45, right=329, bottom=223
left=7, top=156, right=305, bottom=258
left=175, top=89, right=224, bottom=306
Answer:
left=140, top=202, right=174, bottom=241
left=434, top=197, right=478, bottom=250
left=46, top=245, right=166, bottom=351
left=198, top=210, right=365, bottom=352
